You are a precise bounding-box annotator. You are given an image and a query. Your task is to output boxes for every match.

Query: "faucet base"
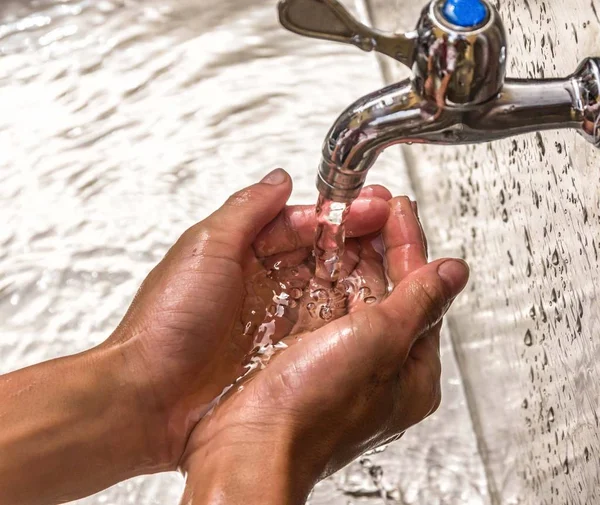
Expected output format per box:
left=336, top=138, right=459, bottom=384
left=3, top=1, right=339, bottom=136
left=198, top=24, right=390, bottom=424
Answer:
left=316, top=160, right=367, bottom=203
left=573, top=58, right=600, bottom=148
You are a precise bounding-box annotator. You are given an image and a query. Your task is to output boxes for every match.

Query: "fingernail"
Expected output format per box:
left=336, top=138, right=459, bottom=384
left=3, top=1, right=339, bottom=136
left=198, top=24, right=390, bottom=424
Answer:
left=392, top=196, right=411, bottom=215
left=260, top=168, right=287, bottom=185
left=437, top=260, right=470, bottom=295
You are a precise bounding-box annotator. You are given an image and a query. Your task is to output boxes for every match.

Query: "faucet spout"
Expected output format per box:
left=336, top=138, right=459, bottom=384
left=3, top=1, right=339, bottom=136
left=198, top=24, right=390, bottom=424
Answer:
left=317, top=58, right=600, bottom=203
left=317, top=79, right=438, bottom=202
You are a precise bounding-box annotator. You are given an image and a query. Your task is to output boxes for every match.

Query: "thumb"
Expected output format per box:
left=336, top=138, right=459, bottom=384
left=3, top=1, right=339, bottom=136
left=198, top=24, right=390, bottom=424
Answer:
left=205, top=168, right=292, bottom=260
left=383, top=258, right=470, bottom=340
left=323, top=258, right=469, bottom=375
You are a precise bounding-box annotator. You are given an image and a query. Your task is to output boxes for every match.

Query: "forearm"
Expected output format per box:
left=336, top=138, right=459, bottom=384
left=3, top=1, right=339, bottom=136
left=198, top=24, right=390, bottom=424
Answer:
left=0, top=344, right=166, bottom=505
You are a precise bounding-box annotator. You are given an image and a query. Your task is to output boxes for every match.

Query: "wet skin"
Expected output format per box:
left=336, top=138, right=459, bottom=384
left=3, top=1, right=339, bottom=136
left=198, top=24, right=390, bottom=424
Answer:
left=0, top=169, right=469, bottom=505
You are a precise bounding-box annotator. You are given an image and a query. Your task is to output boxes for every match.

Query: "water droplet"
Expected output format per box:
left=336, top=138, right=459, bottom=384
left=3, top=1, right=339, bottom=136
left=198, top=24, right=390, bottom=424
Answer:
left=364, top=296, right=377, bottom=304
left=319, top=305, right=333, bottom=321
left=526, top=260, right=532, bottom=277
left=562, top=457, right=569, bottom=475
left=584, top=447, right=590, bottom=462
left=358, top=286, right=372, bottom=298
left=524, top=329, right=533, bottom=346
left=350, top=34, right=376, bottom=51
left=290, top=288, right=303, bottom=299
left=551, top=249, right=559, bottom=265
left=368, top=465, right=383, bottom=483
left=499, top=189, right=505, bottom=205
left=548, top=407, right=555, bottom=422
left=273, top=261, right=282, bottom=270
left=365, top=445, right=388, bottom=455
left=307, top=302, right=317, bottom=318
left=311, top=289, right=328, bottom=301
left=522, top=398, right=529, bottom=409
left=502, top=209, right=509, bottom=222
left=529, top=305, right=537, bottom=320
left=244, top=321, right=255, bottom=336
left=273, top=292, right=290, bottom=305
left=291, top=268, right=299, bottom=276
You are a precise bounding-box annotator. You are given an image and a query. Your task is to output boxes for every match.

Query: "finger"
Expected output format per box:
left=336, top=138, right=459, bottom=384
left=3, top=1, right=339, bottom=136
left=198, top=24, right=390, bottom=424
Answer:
left=382, top=258, right=470, bottom=340
left=382, top=197, right=427, bottom=285
left=360, top=184, right=393, bottom=200
left=190, top=168, right=293, bottom=263
left=338, top=239, right=361, bottom=280
left=254, top=194, right=390, bottom=257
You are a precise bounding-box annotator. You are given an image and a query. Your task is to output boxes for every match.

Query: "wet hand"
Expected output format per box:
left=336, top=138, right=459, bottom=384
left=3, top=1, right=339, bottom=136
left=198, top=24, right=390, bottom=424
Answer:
left=179, top=197, right=470, bottom=505
left=100, top=168, right=392, bottom=470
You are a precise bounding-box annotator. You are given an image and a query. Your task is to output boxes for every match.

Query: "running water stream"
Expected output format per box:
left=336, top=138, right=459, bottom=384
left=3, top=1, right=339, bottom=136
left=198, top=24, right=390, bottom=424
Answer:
left=313, top=195, right=350, bottom=283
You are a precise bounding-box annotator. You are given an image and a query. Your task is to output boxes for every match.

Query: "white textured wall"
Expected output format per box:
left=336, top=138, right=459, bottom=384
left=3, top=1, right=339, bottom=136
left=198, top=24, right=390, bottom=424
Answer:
left=367, top=0, right=600, bottom=503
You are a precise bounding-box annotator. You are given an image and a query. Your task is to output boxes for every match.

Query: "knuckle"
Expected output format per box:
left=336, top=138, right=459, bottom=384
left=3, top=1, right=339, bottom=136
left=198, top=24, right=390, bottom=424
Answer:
left=422, top=358, right=442, bottom=417
left=224, top=185, right=270, bottom=212
left=225, top=187, right=255, bottom=208
left=282, top=207, right=301, bottom=249
left=179, top=222, right=212, bottom=250
left=425, top=354, right=442, bottom=414
left=408, top=277, right=448, bottom=331
left=428, top=383, right=442, bottom=417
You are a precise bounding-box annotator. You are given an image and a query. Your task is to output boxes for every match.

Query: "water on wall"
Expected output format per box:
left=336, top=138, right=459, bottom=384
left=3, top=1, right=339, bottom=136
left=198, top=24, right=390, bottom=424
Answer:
left=0, top=0, right=486, bottom=503
left=368, top=0, right=600, bottom=503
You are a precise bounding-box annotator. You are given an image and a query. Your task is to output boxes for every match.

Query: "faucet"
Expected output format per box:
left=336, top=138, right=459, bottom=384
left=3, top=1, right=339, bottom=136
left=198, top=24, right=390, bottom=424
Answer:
left=278, top=0, right=600, bottom=202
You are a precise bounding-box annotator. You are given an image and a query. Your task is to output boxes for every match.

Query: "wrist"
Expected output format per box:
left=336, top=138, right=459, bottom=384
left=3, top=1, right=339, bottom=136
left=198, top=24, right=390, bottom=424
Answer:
left=180, top=417, right=320, bottom=505
left=88, top=342, right=173, bottom=474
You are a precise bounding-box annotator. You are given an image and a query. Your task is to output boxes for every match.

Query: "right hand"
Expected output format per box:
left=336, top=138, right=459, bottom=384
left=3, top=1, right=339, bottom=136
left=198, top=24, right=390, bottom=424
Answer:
left=180, top=196, right=470, bottom=505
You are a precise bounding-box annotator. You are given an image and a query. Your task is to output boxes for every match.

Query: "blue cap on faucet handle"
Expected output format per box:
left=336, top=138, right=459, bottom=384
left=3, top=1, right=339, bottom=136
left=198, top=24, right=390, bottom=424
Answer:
left=442, top=0, right=488, bottom=28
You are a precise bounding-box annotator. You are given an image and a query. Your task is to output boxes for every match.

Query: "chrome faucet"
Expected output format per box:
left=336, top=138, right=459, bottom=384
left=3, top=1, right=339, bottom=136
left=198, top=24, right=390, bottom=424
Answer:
left=278, top=0, right=600, bottom=202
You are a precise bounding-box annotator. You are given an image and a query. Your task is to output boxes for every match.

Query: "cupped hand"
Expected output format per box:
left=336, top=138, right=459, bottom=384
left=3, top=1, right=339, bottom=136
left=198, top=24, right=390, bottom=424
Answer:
left=99, top=168, right=392, bottom=470
left=179, top=197, right=470, bottom=505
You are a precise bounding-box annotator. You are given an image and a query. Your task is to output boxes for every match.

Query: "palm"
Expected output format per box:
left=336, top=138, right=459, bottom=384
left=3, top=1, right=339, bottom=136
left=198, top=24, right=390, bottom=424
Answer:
left=240, top=234, right=387, bottom=348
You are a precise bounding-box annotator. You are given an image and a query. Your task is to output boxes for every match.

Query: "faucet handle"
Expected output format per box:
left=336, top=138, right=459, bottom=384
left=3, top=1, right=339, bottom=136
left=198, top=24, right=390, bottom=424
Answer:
left=277, top=0, right=417, bottom=68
